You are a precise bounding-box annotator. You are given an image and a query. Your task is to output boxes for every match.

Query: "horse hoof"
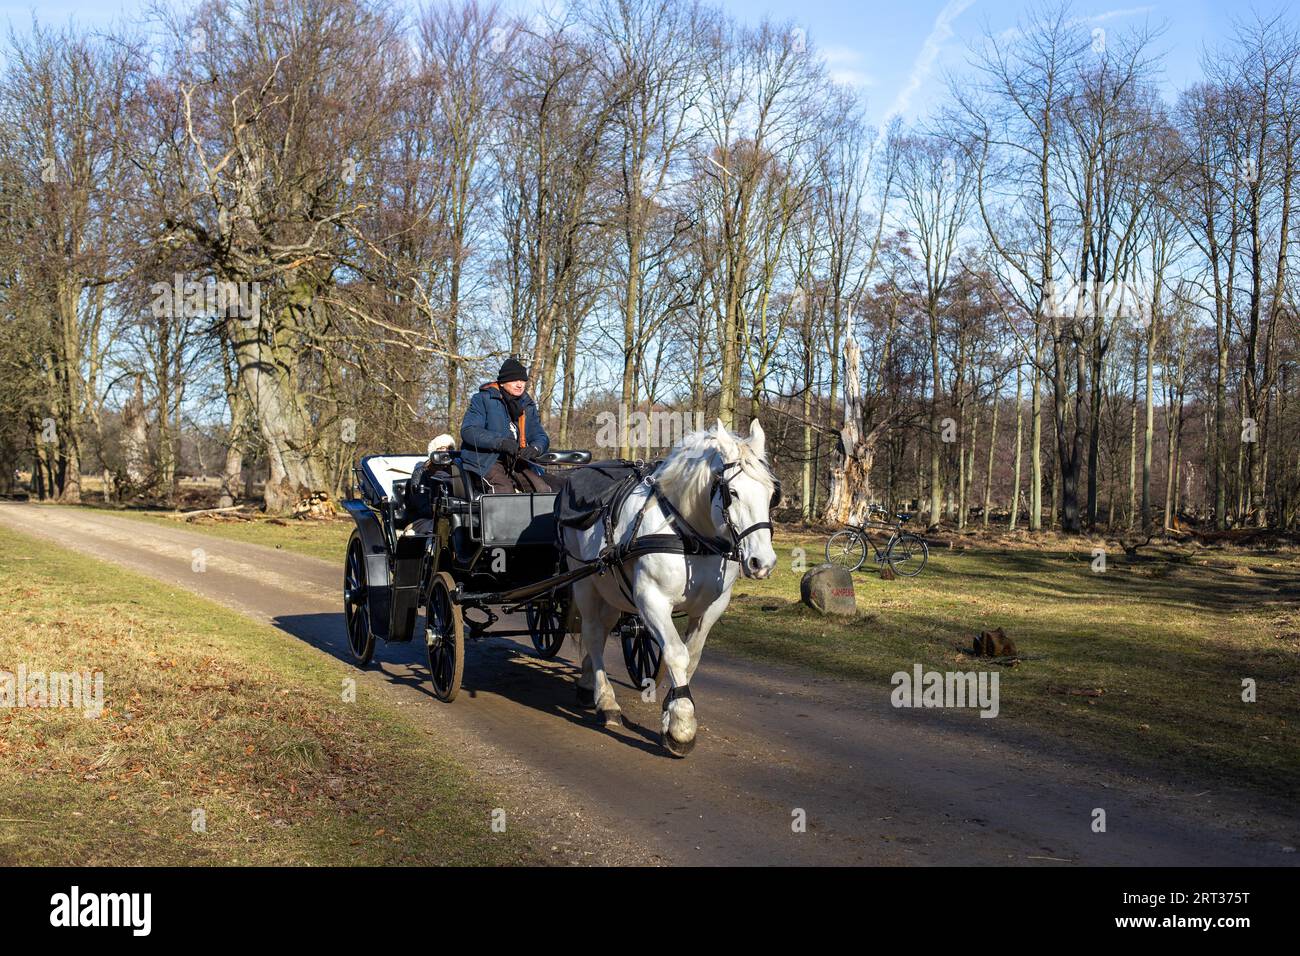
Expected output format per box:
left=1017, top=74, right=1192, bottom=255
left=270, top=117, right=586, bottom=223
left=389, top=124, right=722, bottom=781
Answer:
left=598, top=707, right=625, bottom=729
left=575, top=685, right=595, bottom=708
left=662, top=732, right=696, bottom=758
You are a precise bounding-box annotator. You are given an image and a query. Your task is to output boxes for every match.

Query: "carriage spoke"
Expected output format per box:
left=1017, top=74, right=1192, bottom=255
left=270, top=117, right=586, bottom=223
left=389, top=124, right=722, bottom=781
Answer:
left=423, top=573, right=464, bottom=702
left=528, top=598, right=567, bottom=659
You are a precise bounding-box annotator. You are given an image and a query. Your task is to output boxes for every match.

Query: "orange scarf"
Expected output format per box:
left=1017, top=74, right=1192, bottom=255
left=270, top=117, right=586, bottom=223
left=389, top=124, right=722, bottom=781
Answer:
left=484, top=383, right=527, bottom=448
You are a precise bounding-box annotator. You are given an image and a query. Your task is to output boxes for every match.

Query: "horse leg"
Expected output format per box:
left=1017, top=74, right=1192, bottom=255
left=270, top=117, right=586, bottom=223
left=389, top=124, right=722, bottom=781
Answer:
left=683, top=593, right=730, bottom=684
left=638, top=592, right=697, bottom=756
left=571, top=578, right=599, bottom=708
left=576, top=653, right=596, bottom=709
left=572, top=579, right=623, bottom=728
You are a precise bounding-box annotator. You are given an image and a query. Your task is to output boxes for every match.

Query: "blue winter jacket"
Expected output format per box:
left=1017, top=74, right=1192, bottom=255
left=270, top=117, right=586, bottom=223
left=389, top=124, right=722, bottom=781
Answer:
left=458, top=383, right=551, bottom=478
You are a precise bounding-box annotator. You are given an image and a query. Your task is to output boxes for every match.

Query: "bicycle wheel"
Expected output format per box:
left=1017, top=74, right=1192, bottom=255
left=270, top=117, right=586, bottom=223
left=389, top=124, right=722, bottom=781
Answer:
left=825, top=530, right=867, bottom=572
left=886, top=533, right=929, bottom=576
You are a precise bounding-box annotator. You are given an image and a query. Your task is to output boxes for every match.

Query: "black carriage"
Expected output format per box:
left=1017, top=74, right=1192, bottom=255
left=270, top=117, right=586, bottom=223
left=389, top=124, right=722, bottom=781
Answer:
left=341, top=449, right=663, bottom=702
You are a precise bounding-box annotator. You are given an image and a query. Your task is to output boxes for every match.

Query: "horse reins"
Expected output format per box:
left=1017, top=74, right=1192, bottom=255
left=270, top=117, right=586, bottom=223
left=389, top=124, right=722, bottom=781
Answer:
left=558, top=456, right=776, bottom=711
left=639, top=464, right=770, bottom=561
left=582, top=457, right=775, bottom=605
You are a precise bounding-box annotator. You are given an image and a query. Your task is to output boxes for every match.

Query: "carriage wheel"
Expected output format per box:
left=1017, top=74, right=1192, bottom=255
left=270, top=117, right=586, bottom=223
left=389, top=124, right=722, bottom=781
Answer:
left=426, top=572, right=464, bottom=702
left=526, top=595, right=568, bottom=659
left=621, top=617, right=663, bottom=690
left=343, top=531, right=375, bottom=666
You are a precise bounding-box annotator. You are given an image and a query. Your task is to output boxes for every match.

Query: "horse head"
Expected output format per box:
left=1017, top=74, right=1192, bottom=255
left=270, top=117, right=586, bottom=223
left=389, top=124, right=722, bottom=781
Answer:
left=658, top=418, right=779, bottom=580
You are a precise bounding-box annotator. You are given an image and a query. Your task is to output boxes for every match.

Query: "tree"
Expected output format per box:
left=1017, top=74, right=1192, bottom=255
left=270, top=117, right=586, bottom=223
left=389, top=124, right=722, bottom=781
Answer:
left=894, top=132, right=973, bottom=526
left=147, top=0, right=405, bottom=512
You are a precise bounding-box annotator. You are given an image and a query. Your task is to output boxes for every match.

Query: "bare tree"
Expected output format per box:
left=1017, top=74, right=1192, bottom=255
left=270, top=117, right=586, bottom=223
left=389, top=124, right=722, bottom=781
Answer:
left=145, top=0, right=405, bottom=511
left=893, top=131, right=973, bottom=527
left=0, top=23, right=143, bottom=503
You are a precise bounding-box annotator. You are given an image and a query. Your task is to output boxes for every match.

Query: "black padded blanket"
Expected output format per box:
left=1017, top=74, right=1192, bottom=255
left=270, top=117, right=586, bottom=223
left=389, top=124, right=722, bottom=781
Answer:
left=554, top=460, right=646, bottom=530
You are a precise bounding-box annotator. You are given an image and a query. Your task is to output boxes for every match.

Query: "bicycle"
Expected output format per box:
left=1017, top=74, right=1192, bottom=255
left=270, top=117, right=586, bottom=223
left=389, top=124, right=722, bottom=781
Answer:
left=824, top=506, right=929, bottom=576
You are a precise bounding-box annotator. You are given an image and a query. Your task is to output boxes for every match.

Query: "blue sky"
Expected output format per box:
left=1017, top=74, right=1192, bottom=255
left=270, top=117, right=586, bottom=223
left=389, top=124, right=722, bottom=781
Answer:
left=2, top=0, right=1295, bottom=127
left=722, top=0, right=1295, bottom=128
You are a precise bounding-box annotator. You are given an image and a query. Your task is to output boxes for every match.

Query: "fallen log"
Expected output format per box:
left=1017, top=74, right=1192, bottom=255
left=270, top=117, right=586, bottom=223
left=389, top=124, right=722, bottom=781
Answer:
left=165, top=505, right=254, bottom=520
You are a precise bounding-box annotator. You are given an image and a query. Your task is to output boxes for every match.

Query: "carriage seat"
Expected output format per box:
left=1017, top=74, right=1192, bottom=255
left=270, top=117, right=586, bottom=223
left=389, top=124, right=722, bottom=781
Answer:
left=450, top=460, right=489, bottom=501
left=362, top=455, right=428, bottom=503
left=361, top=455, right=445, bottom=531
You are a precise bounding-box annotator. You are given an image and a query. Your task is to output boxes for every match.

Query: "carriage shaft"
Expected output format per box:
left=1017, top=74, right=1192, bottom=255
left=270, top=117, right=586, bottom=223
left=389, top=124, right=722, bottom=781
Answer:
left=452, top=560, right=600, bottom=606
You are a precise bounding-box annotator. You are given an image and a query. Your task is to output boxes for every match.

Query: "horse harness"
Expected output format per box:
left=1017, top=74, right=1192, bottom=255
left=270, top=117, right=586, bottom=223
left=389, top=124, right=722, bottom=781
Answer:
left=559, top=456, right=778, bottom=710
left=583, top=458, right=778, bottom=604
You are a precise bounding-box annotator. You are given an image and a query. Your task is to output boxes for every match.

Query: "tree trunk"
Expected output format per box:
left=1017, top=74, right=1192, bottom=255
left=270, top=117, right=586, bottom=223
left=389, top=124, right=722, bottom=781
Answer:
left=233, top=304, right=329, bottom=514
left=824, top=330, right=878, bottom=524
left=122, top=376, right=149, bottom=490
left=983, top=387, right=999, bottom=528
left=1030, top=333, right=1043, bottom=531
left=1127, top=334, right=1138, bottom=529
left=218, top=385, right=248, bottom=509
left=1010, top=363, right=1023, bottom=531
left=1142, top=318, right=1156, bottom=528
left=445, top=255, right=463, bottom=433
left=801, top=308, right=815, bottom=521
left=928, top=328, right=943, bottom=527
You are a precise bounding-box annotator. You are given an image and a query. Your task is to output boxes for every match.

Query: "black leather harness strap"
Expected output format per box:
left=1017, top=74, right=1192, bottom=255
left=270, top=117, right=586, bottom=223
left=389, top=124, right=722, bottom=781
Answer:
left=643, top=463, right=775, bottom=559
left=562, top=457, right=776, bottom=606
left=640, top=483, right=736, bottom=558
left=663, top=683, right=693, bottom=710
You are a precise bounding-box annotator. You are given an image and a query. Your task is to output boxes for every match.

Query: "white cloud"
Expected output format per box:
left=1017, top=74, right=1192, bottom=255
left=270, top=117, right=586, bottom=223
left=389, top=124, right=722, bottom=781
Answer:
left=820, top=45, right=877, bottom=89
left=880, top=0, right=977, bottom=129
left=1083, top=5, right=1157, bottom=26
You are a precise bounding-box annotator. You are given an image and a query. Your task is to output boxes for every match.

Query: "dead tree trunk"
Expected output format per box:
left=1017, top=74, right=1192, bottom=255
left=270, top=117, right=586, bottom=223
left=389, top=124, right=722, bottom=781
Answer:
left=824, top=329, right=883, bottom=525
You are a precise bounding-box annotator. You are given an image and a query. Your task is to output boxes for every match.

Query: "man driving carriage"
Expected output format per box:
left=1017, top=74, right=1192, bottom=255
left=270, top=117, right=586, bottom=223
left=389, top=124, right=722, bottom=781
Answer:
left=459, top=357, right=562, bottom=494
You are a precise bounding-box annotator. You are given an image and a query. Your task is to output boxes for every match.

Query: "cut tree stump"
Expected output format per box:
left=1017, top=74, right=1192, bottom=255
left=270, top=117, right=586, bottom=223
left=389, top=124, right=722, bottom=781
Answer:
left=292, top=492, right=335, bottom=519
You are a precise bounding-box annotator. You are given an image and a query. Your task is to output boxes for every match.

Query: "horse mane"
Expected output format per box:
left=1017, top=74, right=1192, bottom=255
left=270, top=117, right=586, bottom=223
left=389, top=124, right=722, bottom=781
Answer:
left=653, top=423, right=773, bottom=529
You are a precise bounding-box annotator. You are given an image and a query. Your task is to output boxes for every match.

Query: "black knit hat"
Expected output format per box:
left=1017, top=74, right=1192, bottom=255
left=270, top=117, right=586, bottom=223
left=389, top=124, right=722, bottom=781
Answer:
left=497, top=356, right=528, bottom=384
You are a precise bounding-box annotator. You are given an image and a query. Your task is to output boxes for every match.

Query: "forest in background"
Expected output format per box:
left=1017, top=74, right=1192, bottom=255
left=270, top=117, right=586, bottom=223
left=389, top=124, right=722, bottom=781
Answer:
left=1, top=0, right=1298, bottom=533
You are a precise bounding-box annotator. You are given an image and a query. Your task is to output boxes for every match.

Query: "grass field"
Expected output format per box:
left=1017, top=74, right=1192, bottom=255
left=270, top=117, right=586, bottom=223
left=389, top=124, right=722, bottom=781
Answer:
left=0, top=523, right=538, bottom=866
left=59, top=505, right=1300, bottom=802
left=721, top=531, right=1300, bottom=800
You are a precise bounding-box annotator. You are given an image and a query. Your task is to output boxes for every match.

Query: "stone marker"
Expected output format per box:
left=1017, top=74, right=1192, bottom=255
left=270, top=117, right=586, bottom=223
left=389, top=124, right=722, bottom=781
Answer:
left=800, top=564, right=857, bottom=616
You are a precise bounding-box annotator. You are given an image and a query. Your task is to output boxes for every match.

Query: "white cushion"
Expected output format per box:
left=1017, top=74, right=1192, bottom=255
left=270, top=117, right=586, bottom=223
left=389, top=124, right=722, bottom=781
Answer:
left=363, top=455, right=428, bottom=500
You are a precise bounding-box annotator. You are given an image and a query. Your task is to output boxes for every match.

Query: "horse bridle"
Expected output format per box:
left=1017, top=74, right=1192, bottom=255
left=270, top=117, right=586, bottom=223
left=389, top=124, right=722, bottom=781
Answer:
left=709, top=459, right=780, bottom=552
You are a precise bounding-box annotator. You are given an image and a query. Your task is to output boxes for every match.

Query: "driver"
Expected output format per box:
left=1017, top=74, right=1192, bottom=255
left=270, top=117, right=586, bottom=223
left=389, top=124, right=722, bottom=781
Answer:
left=459, top=357, right=562, bottom=493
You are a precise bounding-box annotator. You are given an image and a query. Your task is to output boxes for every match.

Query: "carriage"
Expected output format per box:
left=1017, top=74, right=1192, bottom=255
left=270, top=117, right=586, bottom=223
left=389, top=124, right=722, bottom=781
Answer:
left=340, top=449, right=663, bottom=703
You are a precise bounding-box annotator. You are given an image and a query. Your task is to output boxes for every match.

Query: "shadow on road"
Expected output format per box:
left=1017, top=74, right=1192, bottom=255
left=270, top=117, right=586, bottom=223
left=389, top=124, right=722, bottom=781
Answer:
left=271, top=612, right=665, bottom=756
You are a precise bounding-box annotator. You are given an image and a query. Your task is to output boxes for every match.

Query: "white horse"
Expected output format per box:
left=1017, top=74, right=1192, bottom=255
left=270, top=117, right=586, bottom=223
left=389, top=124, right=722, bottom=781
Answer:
left=563, top=419, right=779, bottom=756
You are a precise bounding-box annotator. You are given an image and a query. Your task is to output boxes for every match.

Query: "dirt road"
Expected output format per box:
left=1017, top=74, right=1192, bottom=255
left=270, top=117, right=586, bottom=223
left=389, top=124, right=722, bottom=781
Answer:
left=3, top=501, right=1295, bottom=865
